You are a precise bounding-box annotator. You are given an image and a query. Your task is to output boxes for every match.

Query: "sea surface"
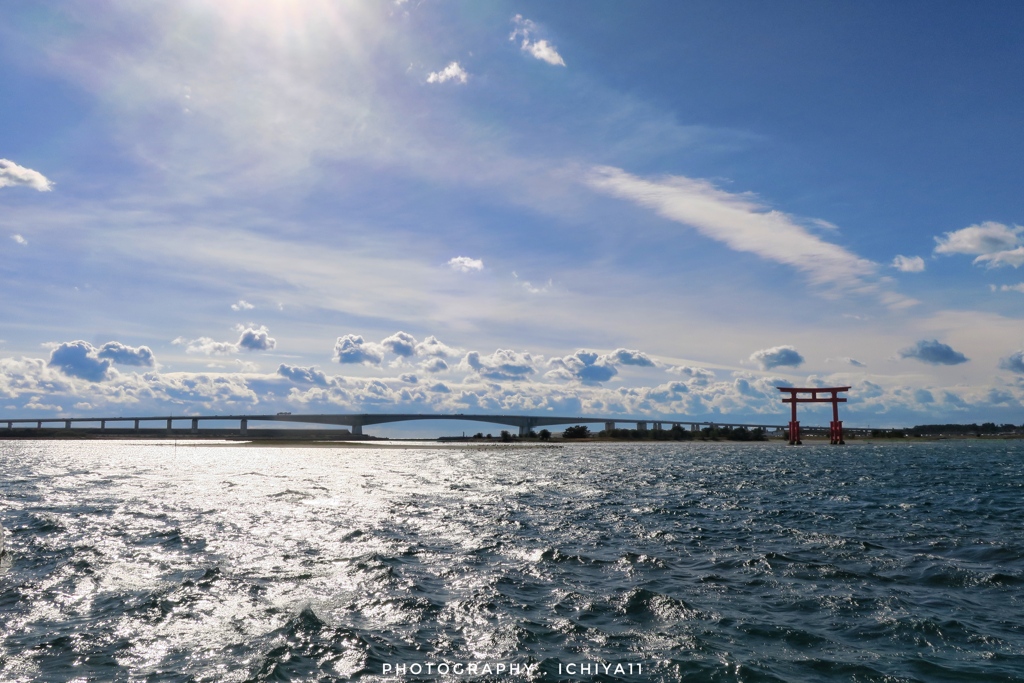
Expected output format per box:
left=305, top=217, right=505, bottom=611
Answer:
left=1, top=439, right=1023, bottom=682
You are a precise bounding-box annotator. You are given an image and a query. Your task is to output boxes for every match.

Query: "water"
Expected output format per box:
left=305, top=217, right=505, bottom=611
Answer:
left=1, top=439, right=1023, bottom=682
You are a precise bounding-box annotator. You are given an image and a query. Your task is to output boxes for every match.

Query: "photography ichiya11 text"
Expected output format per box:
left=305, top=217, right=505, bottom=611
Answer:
left=381, top=660, right=645, bottom=677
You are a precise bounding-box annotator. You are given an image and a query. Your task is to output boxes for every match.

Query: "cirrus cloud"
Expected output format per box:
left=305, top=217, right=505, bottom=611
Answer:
left=586, top=167, right=912, bottom=306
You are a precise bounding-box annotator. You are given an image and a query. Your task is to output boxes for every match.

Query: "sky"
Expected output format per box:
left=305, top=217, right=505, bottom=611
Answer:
left=2, top=0, right=1023, bottom=433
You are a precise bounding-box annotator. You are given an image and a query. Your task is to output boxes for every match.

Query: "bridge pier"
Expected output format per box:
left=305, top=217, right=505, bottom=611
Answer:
left=101, top=420, right=106, bottom=429
left=240, top=418, right=247, bottom=435
left=37, top=421, right=42, bottom=428
left=134, top=419, right=140, bottom=430
left=351, top=423, right=362, bottom=436
left=636, top=421, right=648, bottom=432
left=192, top=418, right=199, bottom=433
left=653, top=421, right=663, bottom=431
left=65, top=420, right=71, bottom=428
left=166, top=418, right=172, bottom=431
left=605, top=421, right=615, bottom=432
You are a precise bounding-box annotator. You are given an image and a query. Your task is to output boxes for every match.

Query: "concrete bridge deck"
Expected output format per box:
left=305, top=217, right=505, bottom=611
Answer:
left=0, top=412, right=812, bottom=438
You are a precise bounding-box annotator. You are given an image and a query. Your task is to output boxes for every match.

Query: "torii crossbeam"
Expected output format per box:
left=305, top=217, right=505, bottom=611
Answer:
left=777, top=386, right=851, bottom=445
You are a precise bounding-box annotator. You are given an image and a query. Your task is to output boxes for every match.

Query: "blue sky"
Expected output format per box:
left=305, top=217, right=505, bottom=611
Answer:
left=2, top=0, right=1023, bottom=430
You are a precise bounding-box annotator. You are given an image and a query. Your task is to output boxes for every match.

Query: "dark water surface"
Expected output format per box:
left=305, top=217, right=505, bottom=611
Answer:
left=1, top=439, right=1023, bottom=682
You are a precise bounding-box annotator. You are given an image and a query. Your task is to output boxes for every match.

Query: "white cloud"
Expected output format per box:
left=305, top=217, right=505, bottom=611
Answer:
left=11, top=234, right=28, bottom=246
left=898, top=339, right=969, bottom=366
left=510, top=15, right=566, bottom=67
left=999, top=352, right=1024, bottom=374
left=277, top=363, right=329, bottom=386
left=333, top=334, right=384, bottom=365
left=48, top=341, right=112, bottom=382
left=547, top=350, right=617, bottom=385
left=524, top=39, right=566, bottom=67
left=427, top=61, right=468, bottom=84
left=0, top=159, right=53, bottom=191
left=178, top=337, right=238, bottom=355
left=934, top=221, right=1021, bottom=255
left=666, top=365, right=715, bottom=385
left=512, top=271, right=552, bottom=294
left=96, top=341, right=156, bottom=367
left=236, top=325, right=276, bottom=351
left=415, top=335, right=460, bottom=358
left=231, top=299, right=255, bottom=311
left=420, top=357, right=450, bottom=373
left=586, top=166, right=902, bottom=302
left=892, top=255, right=925, bottom=272
left=463, top=349, right=536, bottom=381
left=608, top=348, right=656, bottom=367
left=174, top=325, right=276, bottom=355
left=995, top=283, right=1024, bottom=293
left=750, top=345, right=805, bottom=370
left=381, top=331, right=417, bottom=357
left=448, top=256, right=484, bottom=272
left=975, top=247, right=1024, bottom=269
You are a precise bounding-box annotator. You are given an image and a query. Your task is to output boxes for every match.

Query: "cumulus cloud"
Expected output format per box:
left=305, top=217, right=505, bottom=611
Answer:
left=48, top=341, right=112, bottom=382
left=448, top=256, right=483, bottom=272
left=749, top=345, right=805, bottom=370
left=934, top=222, right=1024, bottom=269
left=381, top=331, right=417, bottom=357
left=898, top=339, right=969, bottom=365
left=608, top=348, right=656, bottom=367
left=333, top=334, right=384, bottom=365
left=236, top=325, right=276, bottom=351
left=934, top=222, right=1021, bottom=255
left=231, top=300, right=255, bottom=311
left=510, top=15, right=566, bottom=66
left=177, top=337, right=238, bottom=355
left=175, top=326, right=275, bottom=355
left=547, top=350, right=618, bottom=385
left=96, top=341, right=156, bottom=367
left=892, top=255, right=925, bottom=272
left=427, top=61, right=468, bottom=84
left=586, top=167, right=902, bottom=302
left=463, top=349, right=535, bottom=381
left=420, top=357, right=450, bottom=373
left=415, top=335, right=460, bottom=358
left=666, top=365, right=716, bottom=385
left=0, top=159, right=53, bottom=191
left=11, top=234, right=27, bottom=246
left=277, top=363, right=329, bottom=386
left=999, top=351, right=1024, bottom=374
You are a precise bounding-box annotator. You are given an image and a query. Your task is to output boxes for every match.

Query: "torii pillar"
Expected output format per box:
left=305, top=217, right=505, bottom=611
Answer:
left=778, top=386, right=850, bottom=445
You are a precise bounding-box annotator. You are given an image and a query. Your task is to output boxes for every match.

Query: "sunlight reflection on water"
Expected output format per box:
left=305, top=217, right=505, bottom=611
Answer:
left=1, top=439, right=1023, bottom=681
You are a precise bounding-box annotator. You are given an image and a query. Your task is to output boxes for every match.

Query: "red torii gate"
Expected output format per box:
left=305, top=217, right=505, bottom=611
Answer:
left=777, top=386, right=850, bottom=445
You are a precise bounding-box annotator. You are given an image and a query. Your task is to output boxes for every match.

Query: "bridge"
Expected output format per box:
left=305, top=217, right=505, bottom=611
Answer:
left=0, top=412, right=797, bottom=438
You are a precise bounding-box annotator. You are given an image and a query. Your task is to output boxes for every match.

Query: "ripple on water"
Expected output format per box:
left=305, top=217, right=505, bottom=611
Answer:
left=0, top=440, right=1023, bottom=681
